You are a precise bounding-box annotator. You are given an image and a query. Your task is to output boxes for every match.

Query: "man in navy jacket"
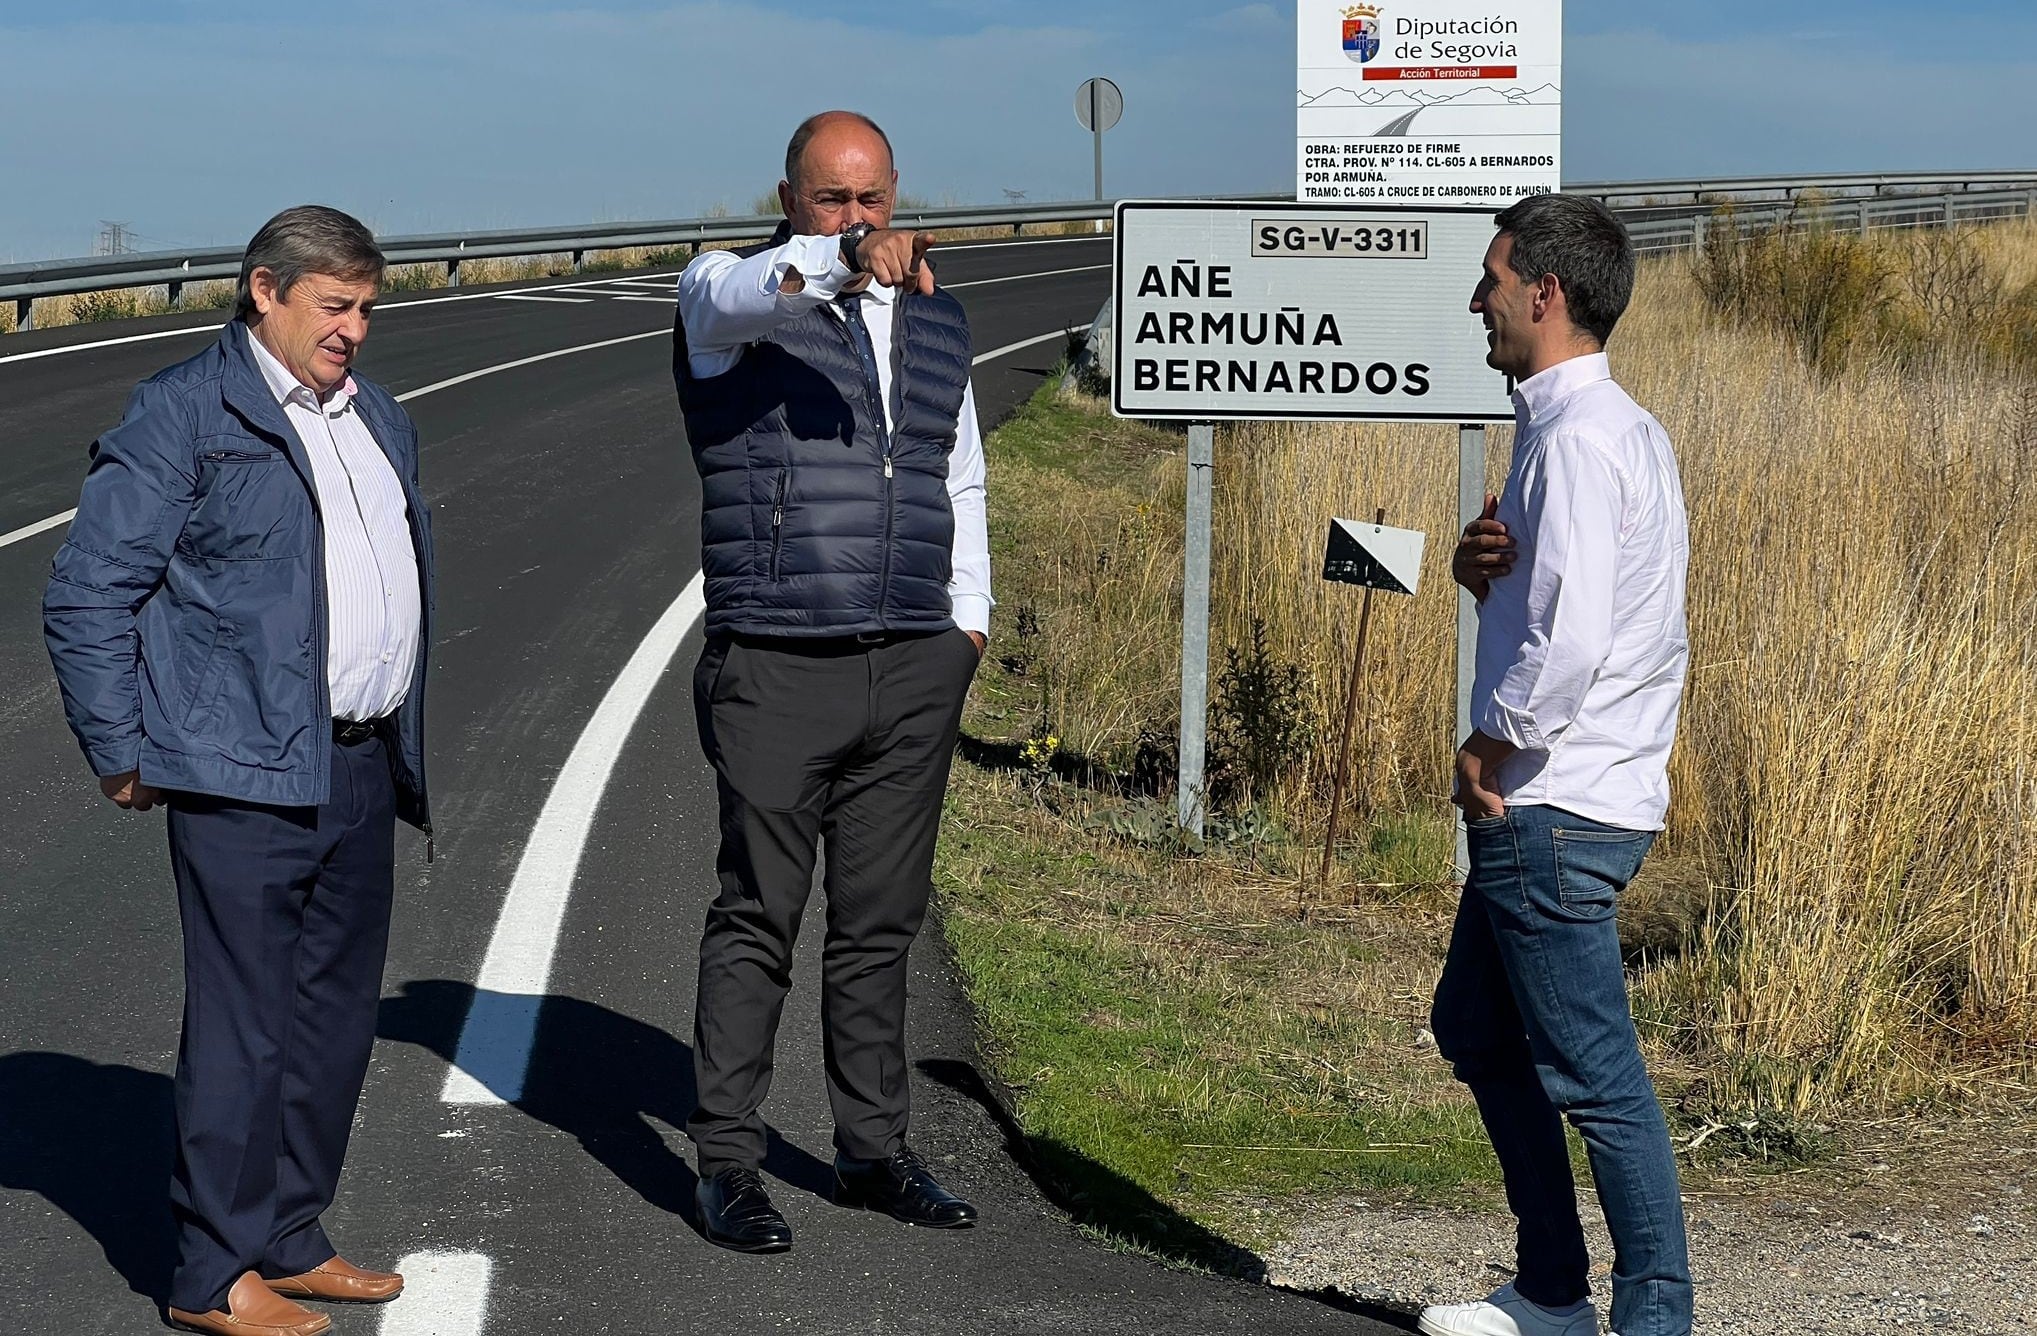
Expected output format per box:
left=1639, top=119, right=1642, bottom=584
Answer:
left=45, top=206, right=431, bottom=1336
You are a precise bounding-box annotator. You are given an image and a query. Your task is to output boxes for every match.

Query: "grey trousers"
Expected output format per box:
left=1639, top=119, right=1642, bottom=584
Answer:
left=687, top=627, right=979, bottom=1173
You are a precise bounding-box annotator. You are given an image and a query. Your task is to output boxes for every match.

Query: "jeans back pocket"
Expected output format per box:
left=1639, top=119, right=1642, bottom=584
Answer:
left=1550, top=826, right=1656, bottom=920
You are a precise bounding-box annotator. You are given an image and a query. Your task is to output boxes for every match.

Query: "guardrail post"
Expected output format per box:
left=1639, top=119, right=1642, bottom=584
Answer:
left=14, top=297, right=31, bottom=333
left=572, top=249, right=585, bottom=274
left=167, top=281, right=184, bottom=310
left=1857, top=201, right=1869, bottom=237
left=447, top=258, right=460, bottom=288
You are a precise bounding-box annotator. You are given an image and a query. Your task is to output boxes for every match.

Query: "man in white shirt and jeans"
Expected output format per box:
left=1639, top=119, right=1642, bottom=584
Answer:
left=1421, top=194, right=1693, bottom=1336
left=672, top=111, right=988, bottom=1253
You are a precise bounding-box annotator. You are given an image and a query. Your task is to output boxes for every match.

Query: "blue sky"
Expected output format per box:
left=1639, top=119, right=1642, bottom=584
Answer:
left=2, top=0, right=2032, bottom=261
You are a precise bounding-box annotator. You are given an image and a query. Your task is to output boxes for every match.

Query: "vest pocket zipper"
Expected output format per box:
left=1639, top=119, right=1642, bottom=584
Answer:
left=769, top=471, right=788, bottom=581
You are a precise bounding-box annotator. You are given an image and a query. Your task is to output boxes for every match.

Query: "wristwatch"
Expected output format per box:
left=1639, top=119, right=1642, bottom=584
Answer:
left=838, top=221, right=875, bottom=273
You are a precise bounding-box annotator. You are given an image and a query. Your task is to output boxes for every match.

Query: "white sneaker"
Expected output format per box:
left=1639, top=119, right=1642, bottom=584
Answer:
left=1417, top=1282, right=1599, bottom=1336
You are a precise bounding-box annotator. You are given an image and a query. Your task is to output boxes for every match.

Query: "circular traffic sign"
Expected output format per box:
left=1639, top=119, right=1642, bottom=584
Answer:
left=1075, top=77, right=1123, bottom=133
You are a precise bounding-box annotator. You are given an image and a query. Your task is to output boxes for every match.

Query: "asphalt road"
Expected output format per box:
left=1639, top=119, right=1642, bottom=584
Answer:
left=0, top=235, right=1397, bottom=1334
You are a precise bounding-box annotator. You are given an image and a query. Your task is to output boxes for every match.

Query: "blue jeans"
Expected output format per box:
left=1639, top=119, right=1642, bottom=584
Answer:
left=1432, top=804, right=1693, bottom=1336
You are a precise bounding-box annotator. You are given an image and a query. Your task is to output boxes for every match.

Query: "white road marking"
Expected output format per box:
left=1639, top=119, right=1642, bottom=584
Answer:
left=392, top=330, right=665, bottom=403
left=0, top=508, right=78, bottom=551
left=0, top=251, right=1104, bottom=368
left=973, top=324, right=1090, bottom=365
left=440, top=328, right=1080, bottom=1105
left=494, top=293, right=594, bottom=305
left=378, top=1251, right=491, bottom=1336
left=441, top=571, right=708, bottom=1104
left=947, top=263, right=1109, bottom=289
left=610, top=295, right=678, bottom=304
left=1, top=330, right=669, bottom=554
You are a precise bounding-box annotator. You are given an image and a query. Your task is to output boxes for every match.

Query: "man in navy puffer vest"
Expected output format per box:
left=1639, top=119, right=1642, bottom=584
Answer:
left=673, top=110, right=990, bottom=1253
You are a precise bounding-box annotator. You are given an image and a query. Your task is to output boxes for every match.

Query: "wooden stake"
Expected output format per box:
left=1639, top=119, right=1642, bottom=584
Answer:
left=1314, top=507, right=1386, bottom=908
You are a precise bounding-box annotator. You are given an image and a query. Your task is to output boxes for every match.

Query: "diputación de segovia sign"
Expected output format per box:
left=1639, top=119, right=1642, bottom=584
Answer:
left=1298, top=0, right=1562, bottom=206
left=1110, top=201, right=1516, bottom=423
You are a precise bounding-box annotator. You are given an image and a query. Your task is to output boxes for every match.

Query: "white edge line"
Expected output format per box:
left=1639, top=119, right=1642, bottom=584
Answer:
left=379, top=1251, right=491, bottom=1336
left=438, top=324, right=1084, bottom=1105
left=392, top=329, right=664, bottom=403
left=947, top=263, right=1109, bottom=289
left=1, top=330, right=670, bottom=552
left=494, top=293, right=595, bottom=304
left=610, top=295, right=679, bottom=304
left=441, top=572, right=707, bottom=1104
left=0, top=250, right=1106, bottom=368
left=0, top=508, right=78, bottom=551
left=974, top=324, right=1090, bottom=365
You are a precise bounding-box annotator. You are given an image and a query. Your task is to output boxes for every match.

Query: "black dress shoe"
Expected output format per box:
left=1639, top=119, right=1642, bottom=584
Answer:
left=833, top=1145, right=978, bottom=1228
left=696, top=1167, right=793, bottom=1253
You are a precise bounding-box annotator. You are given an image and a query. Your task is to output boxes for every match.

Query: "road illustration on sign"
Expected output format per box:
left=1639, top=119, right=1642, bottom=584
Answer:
left=1300, top=81, right=1562, bottom=137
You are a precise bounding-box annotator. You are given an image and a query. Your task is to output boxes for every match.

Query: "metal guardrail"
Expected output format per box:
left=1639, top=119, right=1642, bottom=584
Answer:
left=7, top=173, right=2036, bottom=330
left=1624, top=187, right=2037, bottom=255
left=0, top=198, right=1179, bottom=331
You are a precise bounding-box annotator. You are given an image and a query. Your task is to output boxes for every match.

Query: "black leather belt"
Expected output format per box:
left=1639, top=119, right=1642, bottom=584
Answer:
left=333, top=716, right=389, bottom=747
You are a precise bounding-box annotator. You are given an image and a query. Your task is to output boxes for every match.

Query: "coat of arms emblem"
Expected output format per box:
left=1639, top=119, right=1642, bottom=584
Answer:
left=1343, top=4, right=1383, bottom=63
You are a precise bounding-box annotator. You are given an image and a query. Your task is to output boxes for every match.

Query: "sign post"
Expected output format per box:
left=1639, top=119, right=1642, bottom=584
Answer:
left=1075, top=76, right=1124, bottom=202
left=1455, top=422, right=1486, bottom=878
left=1317, top=509, right=1426, bottom=900
left=1179, top=422, right=1215, bottom=838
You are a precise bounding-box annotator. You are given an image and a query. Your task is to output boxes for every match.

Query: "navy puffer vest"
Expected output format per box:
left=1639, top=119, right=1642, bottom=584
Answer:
left=673, top=230, right=973, bottom=637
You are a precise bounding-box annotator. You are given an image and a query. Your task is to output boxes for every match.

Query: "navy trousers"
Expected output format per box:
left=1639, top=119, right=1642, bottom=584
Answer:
left=163, top=732, right=396, bottom=1314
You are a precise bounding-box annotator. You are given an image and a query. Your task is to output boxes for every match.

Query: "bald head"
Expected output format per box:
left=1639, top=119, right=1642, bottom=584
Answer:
left=785, top=110, right=893, bottom=186
left=778, top=110, right=899, bottom=238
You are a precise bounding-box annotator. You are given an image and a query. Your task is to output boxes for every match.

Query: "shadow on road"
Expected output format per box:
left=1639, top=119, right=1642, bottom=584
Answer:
left=916, top=1060, right=1418, bottom=1332
left=0, top=1050, right=177, bottom=1304
left=376, top=981, right=835, bottom=1223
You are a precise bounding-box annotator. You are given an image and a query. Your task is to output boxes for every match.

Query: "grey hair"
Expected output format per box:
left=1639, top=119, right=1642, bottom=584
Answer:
left=783, top=111, right=893, bottom=187
left=1492, top=193, right=1636, bottom=346
left=233, top=205, right=384, bottom=319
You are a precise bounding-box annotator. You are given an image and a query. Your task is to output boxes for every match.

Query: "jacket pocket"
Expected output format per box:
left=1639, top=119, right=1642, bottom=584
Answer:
left=187, top=439, right=310, bottom=560
left=768, top=471, right=788, bottom=582
left=177, top=621, right=230, bottom=732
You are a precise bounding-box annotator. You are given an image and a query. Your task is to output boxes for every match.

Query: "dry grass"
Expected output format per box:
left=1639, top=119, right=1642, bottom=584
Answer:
left=987, top=221, right=2037, bottom=1114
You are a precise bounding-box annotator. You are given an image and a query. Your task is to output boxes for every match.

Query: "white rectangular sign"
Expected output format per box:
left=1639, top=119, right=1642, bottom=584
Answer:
left=1297, top=0, right=1562, bottom=207
left=1111, top=201, right=1515, bottom=423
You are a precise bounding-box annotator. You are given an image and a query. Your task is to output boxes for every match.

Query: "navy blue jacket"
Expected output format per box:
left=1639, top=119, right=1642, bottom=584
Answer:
left=673, top=234, right=973, bottom=638
left=43, top=320, right=433, bottom=829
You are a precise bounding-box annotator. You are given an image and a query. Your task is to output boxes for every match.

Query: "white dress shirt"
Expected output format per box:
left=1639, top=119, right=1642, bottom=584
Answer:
left=676, top=234, right=992, bottom=637
left=248, top=333, right=422, bottom=723
left=1472, top=352, right=1689, bottom=831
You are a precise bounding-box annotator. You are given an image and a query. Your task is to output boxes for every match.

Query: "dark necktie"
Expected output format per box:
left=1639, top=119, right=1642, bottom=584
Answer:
left=837, top=292, right=881, bottom=396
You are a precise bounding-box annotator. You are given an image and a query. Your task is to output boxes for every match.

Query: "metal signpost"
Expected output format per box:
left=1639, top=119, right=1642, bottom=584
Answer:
left=1110, top=201, right=1513, bottom=841
left=1075, top=77, right=1124, bottom=202
left=1318, top=511, right=1426, bottom=900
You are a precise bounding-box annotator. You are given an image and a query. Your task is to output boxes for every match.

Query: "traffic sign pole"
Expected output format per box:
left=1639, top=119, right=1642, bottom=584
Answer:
left=1178, top=422, right=1214, bottom=837
left=1455, top=422, right=1486, bottom=881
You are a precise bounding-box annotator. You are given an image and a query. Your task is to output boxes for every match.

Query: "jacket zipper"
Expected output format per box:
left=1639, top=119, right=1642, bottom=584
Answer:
left=832, top=306, right=898, bottom=621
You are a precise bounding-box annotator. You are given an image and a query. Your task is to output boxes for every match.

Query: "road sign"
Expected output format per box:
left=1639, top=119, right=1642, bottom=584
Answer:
left=1323, top=517, right=1426, bottom=594
left=1110, top=200, right=1514, bottom=423
left=1075, top=77, right=1123, bottom=132
left=1297, top=0, right=1562, bottom=207
left=1075, top=76, right=1124, bottom=202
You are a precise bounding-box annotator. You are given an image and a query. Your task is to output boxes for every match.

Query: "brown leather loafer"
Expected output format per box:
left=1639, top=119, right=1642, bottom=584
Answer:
left=167, top=1271, right=332, bottom=1335
left=265, top=1255, right=405, bottom=1304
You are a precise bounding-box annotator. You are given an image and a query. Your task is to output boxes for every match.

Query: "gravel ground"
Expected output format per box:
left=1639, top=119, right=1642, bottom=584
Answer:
left=1260, top=1147, right=2036, bottom=1334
